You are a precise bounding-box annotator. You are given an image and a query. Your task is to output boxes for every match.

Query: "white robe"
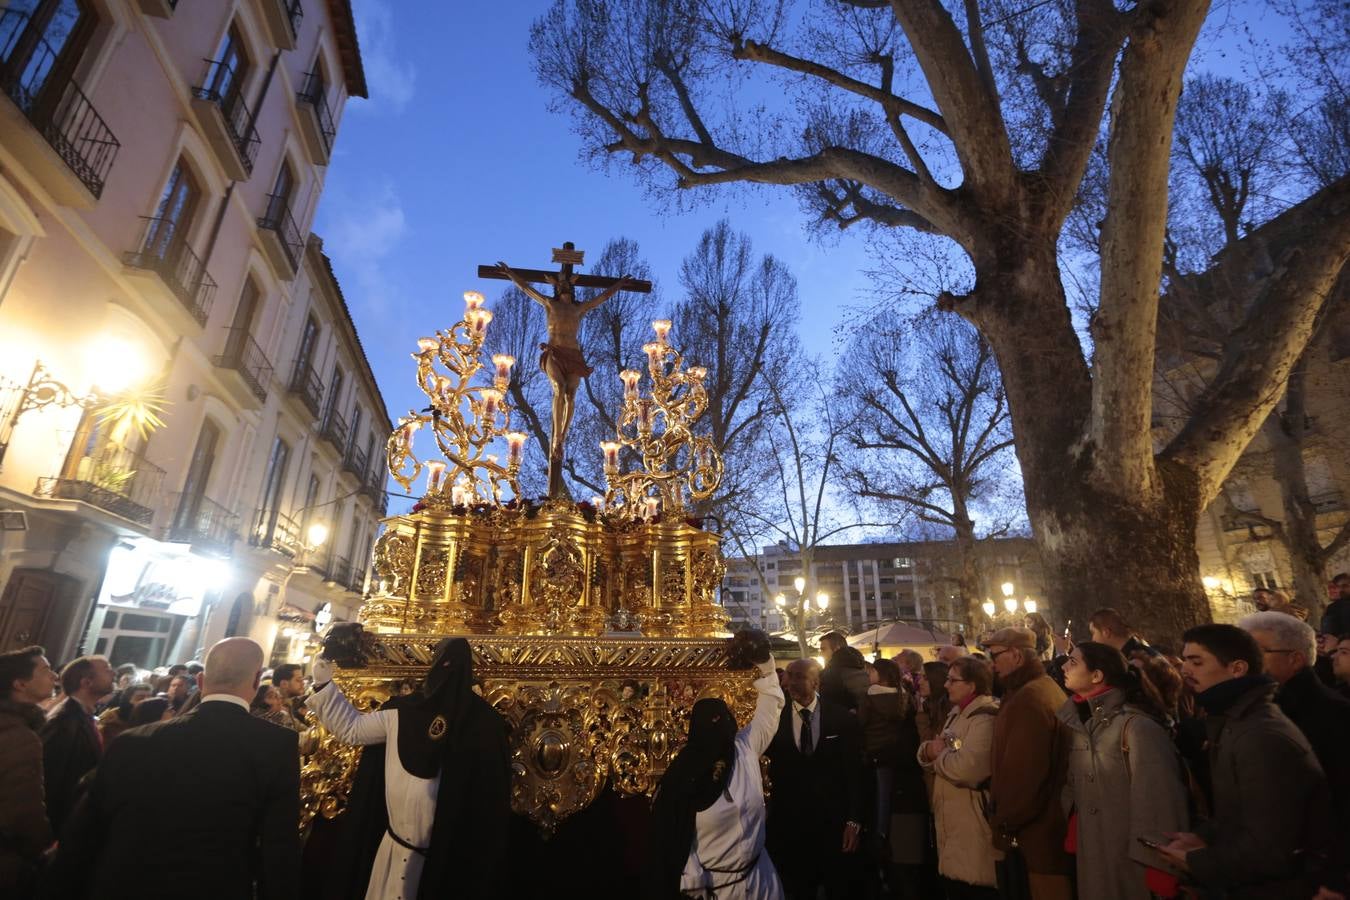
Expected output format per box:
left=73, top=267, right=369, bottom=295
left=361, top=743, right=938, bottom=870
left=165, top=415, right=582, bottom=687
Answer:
left=308, top=682, right=439, bottom=900
left=678, top=668, right=786, bottom=899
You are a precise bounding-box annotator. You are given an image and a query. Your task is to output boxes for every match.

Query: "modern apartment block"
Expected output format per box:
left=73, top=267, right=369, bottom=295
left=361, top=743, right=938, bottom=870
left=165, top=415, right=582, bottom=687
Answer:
left=0, top=0, right=391, bottom=668
left=722, top=537, right=1047, bottom=636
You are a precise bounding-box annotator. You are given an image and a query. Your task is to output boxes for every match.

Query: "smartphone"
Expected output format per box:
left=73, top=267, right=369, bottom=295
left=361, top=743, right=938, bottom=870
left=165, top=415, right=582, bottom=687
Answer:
left=1062, top=618, right=1073, bottom=639
left=1137, top=836, right=1163, bottom=851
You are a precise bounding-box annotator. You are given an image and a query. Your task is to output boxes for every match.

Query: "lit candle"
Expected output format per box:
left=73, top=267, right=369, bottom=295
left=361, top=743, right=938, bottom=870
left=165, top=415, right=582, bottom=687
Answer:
left=590, top=495, right=603, bottom=509
left=600, top=440, right=620, bottom=472
left=401, top=419, right=419, bottom=445
left=417, top=336, right=438, bottom=355
left=652, top=319, right=672, bottom=345
left=432, top=374, right=452, bottom=405
left=426, top=460, right=446, bottom=492
left=481, top=388, right=502, bottom=420
left=468, top=308, right=493, bottom=338
left=642, top=342, right=663, bottom=370
left=644, top=496, right=659, bottom=519
left=463, top=290, right=485, bottom=311
left=636, top=399, right=654, bottom=432
left=506, top=432, right=526, bottom=466
left=492, top=354, right=516, bottom=385
left=686, top=365, right=707, bottom=383
left=619, top=369, right=642, bottom=400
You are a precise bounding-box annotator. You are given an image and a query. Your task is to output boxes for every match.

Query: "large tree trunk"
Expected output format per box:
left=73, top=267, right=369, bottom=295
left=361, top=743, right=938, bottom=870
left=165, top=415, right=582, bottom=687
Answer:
left=951, top=508, right=984, bottom=629
left=966, top=239, right=1212, bottom=643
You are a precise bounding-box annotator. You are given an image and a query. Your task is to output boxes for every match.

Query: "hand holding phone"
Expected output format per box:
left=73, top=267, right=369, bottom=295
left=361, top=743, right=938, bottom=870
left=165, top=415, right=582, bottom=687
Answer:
left=1137, top=836, right=1163, bottom=851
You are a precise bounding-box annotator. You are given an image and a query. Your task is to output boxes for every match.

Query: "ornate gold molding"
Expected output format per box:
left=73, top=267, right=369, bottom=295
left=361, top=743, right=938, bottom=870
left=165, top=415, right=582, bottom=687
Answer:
left=300, top=632, right=757, bottom=834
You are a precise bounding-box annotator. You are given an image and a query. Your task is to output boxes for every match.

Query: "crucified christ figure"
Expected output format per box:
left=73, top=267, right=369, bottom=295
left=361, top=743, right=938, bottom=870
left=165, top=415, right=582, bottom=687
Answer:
left=482, top=243, right=650, bottom=497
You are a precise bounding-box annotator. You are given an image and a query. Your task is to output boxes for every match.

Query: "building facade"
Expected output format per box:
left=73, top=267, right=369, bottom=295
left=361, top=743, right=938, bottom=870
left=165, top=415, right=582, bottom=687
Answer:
left=1187, top=311, right=1350, bottom=621
left=0, top=0, right=390, bottom=669
left=722, top=537, right=1047, bottom=637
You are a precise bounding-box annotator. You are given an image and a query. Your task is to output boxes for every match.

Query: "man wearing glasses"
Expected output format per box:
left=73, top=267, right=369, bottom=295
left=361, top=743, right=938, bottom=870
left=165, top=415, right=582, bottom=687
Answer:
left=1238, top=612, right=1350, bottom=829
left=981, top=626, right=1071, bottom=900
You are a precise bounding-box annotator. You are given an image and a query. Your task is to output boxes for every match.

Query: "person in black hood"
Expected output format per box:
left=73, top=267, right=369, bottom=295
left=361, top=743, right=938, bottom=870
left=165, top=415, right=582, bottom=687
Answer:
left=643, top=629, right=783, bottom=899
left=307, top=628, right=511, bottom=900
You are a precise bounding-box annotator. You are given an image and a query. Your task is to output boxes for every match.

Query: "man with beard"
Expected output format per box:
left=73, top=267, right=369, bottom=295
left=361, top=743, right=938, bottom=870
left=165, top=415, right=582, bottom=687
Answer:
left=307, top=628, right=510, bottom=900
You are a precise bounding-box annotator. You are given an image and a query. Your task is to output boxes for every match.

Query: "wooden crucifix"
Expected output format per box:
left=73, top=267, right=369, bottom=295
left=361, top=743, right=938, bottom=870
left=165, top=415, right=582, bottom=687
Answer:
left=479, top=243, right=653, bottom=498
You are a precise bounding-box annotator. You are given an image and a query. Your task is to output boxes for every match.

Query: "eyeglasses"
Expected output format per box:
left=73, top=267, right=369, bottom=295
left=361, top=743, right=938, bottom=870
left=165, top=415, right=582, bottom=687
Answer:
left=987, top=648, right=1011, bottom=661
left=944, top=676, right=968, bottom=684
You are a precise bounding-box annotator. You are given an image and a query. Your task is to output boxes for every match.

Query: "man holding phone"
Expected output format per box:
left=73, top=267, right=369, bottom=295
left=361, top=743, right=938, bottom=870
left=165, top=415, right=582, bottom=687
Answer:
left=1157, top=624, right=1331, bottom=897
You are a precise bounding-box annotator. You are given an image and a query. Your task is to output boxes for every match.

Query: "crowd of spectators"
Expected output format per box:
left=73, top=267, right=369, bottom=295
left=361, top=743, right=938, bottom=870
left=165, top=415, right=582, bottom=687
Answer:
left=3, top=574, right=1350, bottom=899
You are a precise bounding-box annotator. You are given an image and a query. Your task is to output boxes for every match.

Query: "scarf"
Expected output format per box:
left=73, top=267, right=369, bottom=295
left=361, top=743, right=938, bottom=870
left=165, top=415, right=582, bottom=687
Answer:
left=1195, top=674, right=1274, bottom=716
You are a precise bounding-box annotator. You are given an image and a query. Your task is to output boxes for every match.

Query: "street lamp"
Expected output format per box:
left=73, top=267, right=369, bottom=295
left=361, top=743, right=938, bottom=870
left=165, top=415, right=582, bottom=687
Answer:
left=776, top=576, right=827, bottom=656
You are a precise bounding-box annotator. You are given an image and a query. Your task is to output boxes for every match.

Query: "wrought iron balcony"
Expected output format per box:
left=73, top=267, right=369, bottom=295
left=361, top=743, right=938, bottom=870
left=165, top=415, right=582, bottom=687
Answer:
left=329, top=555, right=352, bottom=590
left=35, top=441, right=164, bottom=527
left=287, top=361, right=324, bottom=418
left=320, top=408, right=348, bottom=451
left=191, top=60, right=260, bottom=178
left=249, top=508, right=300, bottom=557
left=124, top=217, right=217, bottom=325
left=167, top=493, right=238, bottom=556
left=0, top=9, right=121, bottom=199
left=343, top=443, right=369, bottom=480
left=347, top=562, right=368, bottom=596
left=295, top=71, right=335, bottom=161
left=257, top=192, right=304, bottom=277
left=214, top=327, right=273, bottom=403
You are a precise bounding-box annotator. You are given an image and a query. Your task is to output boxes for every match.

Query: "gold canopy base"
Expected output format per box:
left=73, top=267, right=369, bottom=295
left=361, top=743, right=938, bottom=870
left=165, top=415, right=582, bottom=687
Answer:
left=299, top=632, right=757, bottom=835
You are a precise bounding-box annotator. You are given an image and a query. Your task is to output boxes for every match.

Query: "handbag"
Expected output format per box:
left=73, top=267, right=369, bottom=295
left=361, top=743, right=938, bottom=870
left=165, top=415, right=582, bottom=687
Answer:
left=995, top=845, right=1033, bottom=900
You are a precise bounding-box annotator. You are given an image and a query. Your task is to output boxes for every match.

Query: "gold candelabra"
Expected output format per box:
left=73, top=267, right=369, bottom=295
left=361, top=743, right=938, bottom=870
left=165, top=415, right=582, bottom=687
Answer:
left=386, top=291, right=527, bottom=506
left=600, top=319, right=722, bottom=519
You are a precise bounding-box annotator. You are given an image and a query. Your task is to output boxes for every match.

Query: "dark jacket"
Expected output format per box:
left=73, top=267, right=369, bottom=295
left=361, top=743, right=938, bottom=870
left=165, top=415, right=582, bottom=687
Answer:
left=1321, top=597, right=1350, bottom=637
left=989, top=656, right=1071, bottom=875
left=819, top=648, right=869, bottom=712
left=1187, top=680, right=1331, bottom=899
left=0, top=698, right=52, bottom=893
left=39, top=697, right=101, bottom=836
left=765, top=696, right=864, bottom=871
left=46, top=699, right=301, bottom=900
left=1275, top=666, right=1350, bottom=823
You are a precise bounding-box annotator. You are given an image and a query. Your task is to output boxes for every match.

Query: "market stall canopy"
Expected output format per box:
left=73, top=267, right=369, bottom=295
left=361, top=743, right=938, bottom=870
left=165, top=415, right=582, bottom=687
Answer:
left=846, top=622, right=953, bottom=657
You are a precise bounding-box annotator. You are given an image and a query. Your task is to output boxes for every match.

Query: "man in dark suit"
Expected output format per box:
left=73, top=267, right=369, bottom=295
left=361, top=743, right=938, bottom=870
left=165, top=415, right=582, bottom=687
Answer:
left=765, top=657, right=865, bottom=900
left=40, top=655, right=113, bottom=835
left=46, top=638, right=300, bottom=899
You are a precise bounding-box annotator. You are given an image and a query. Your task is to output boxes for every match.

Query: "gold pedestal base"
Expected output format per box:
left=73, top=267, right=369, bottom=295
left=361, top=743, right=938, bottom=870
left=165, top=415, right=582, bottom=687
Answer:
left=300, top=632, right=756, bottom=834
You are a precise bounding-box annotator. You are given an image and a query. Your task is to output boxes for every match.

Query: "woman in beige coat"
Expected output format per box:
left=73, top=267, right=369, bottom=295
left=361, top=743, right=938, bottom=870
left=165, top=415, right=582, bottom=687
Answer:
left=918, top=656, right=1002, bottom=899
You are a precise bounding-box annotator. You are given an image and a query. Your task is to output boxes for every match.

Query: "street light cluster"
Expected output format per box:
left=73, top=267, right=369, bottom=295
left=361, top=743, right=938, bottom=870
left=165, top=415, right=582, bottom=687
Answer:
left=981, top=580, right=1038, bottom=619
left=774, top=574, right=829, bottom=612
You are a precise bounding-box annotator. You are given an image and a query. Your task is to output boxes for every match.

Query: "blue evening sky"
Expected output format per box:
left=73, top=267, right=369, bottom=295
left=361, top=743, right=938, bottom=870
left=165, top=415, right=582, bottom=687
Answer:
left=315, top=0, right=1292, bottom=511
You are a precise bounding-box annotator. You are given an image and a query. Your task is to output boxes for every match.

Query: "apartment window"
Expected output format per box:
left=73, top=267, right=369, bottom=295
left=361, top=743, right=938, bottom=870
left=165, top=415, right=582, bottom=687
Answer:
left=256, top=436, right=291, bottom=542
left=326, top=366, right=345, bottom=421
left=349, top=407, right=363, bottom=453
left=145, top=159, right=201, bottom=258
left=173, top=419, right=221, bottom=528
left=272, top=160, right=295, bottom=209
left=1, top=0, right=97, bottom=107
left=206, top=25, right=249, bottom=103
left=295, top=314, right=319, bottom=373
left=232, top=276, right=261, bottom=334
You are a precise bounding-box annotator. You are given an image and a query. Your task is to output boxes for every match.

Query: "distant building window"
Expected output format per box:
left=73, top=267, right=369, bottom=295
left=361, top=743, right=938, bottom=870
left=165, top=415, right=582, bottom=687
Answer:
left=893, top=557, right=913, bottom=568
